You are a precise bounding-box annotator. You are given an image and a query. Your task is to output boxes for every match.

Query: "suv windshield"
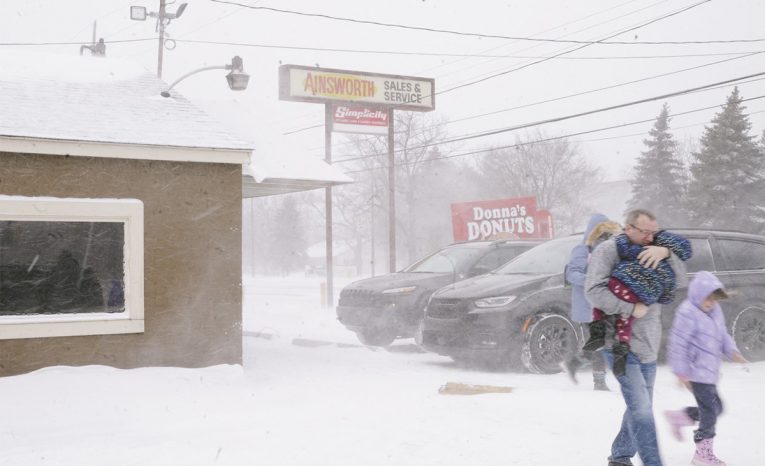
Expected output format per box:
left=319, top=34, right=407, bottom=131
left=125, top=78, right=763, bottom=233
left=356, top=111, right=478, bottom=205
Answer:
left=495, top=236, right=580, bottom=275
left=403, top=246, right=486, bottom=274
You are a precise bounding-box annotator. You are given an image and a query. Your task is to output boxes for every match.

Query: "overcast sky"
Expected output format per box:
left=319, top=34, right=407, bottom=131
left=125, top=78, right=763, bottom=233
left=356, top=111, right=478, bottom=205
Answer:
left=3, top=0, right=765, bottom=180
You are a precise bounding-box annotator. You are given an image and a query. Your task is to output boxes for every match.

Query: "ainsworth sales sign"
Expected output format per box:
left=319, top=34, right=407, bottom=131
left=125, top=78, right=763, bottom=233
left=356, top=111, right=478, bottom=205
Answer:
left=451, top=197, right=554, bottom=241
left=279, top=64, right=435, bottom=111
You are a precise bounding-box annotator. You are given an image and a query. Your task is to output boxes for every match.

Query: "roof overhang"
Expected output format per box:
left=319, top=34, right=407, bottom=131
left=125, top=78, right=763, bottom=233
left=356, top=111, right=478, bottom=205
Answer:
left=0, top=136, right=354, bottom=198
left=0, top=135, right=251, bottom=164
left=243, top=153, right=354, bottom=198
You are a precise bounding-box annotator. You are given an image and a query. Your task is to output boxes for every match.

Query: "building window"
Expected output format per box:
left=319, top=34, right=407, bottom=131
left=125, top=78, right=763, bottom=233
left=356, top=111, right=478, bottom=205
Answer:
left=0, top=196, right=144, bottom=339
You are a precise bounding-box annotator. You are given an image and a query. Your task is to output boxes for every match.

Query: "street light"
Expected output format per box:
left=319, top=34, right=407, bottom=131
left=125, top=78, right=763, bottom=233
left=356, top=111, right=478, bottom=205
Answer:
left=160, top=56, right=250, bottom=97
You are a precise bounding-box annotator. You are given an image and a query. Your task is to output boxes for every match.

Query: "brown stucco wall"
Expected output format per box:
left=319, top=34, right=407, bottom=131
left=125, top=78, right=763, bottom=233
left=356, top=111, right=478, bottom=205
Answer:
left=0, top=152, right=242, bottom=376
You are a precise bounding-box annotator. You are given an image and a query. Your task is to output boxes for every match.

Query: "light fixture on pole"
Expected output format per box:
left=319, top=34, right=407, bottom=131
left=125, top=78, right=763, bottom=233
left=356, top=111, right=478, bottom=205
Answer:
left=160, top=56, right=250, bottom=98
left=130, top=2, right=188, bottom=78
left=130, top=3, right=186, bottom=22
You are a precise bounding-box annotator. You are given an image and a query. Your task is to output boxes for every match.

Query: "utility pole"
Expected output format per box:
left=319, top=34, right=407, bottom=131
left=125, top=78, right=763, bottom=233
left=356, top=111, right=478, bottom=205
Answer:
left=387, top=108, right=396, bottom=273
left=79, top=21, right=106, bottom=56
left=157, top=0, right=166, bottom=78
left=130, top=1, right=187, bottom=78
left=324, top=105, right=334, bottom=307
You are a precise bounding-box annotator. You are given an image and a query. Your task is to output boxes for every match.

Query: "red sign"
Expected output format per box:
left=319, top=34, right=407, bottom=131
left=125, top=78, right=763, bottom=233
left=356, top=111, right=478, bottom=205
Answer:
left=451, top=197, right=554, bottom=241
left=332, top=105, right=389, bottom=135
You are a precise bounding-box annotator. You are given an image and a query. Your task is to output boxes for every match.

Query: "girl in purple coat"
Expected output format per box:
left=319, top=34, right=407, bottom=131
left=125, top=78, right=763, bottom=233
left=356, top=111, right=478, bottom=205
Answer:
left=665, top=271, right=747, bottom=466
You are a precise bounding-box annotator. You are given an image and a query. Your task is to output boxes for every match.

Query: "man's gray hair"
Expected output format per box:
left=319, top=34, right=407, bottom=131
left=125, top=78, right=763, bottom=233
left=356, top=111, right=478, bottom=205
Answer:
left=625, top=208, right=656, bottom=225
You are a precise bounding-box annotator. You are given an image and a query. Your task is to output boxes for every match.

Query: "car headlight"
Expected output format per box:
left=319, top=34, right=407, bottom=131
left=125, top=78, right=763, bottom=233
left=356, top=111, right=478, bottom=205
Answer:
left=474, top=296, right=517, bottom=308
left=381, top=286, right=418, bottom=295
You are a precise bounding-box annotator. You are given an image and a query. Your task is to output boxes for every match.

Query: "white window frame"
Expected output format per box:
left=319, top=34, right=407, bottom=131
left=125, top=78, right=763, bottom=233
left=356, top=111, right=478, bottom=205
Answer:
left=0, top=196, right=144, bottom=339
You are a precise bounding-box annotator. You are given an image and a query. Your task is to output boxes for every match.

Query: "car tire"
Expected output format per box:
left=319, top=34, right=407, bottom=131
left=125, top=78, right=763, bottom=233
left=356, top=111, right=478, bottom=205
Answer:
left=521, top=313, right=577, bottom=374
left=732, top=306, right=765, bottom=362
left=355, top=327, right=397, bottom=347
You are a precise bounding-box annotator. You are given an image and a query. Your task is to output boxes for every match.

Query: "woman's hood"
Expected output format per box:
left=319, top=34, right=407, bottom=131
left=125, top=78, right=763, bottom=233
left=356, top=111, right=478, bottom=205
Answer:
left=582, top=213, right=609, bottom=241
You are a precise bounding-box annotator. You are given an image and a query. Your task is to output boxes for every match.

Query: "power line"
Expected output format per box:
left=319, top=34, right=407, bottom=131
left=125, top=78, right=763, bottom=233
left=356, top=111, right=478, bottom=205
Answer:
left=334, top=71, right=765, bottom=165
left=0, top=38, right=156, bottom=46
left=437, top=1, right=711, bottom=96
left=280, top=1, right=712, bottom=136
left=276, top=0, right=670, bottom=136
left=429, top=51, right=765, bottom=128
left=343, top=95, right=765, bottom=175
left=570, top=108, right=765, bottom=145
left=288, top=49, right=765, bottom=140
left=169, top=38, right=765, bottom=61
left=210, top=0, right=762, bottom=46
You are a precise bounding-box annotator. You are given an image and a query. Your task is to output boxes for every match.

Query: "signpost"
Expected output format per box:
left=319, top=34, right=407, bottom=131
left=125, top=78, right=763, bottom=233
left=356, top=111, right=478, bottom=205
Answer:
left=279, top=65, right=435, bottom=306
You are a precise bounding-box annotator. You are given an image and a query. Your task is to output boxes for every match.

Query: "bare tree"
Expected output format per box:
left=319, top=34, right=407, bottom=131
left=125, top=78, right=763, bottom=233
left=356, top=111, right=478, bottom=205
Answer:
left=336, top=112, right=454, bottom=266
left=477, top=130, right=602, bottom=235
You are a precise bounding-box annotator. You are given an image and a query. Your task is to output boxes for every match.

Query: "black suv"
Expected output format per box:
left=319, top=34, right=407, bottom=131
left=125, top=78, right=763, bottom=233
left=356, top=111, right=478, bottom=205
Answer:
left=336, top=240, right=541, bottom=346
left=421, top=229, right=765, bottom=373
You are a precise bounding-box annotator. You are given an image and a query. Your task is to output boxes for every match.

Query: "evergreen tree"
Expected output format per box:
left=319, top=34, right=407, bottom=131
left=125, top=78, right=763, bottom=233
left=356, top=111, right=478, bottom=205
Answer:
left=627, top=103, right=687, bottom=226
left=686, top=87, right=765, bottom=233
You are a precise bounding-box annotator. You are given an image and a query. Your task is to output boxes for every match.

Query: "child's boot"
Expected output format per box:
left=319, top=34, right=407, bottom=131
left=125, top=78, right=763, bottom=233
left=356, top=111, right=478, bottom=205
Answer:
left=663, top=409, right=694, bottom=441
left=582, top=320, right=606, bottom=352
left=692, top=438, right=726, bottom=466
left=612, top=342, right=629, bottom=376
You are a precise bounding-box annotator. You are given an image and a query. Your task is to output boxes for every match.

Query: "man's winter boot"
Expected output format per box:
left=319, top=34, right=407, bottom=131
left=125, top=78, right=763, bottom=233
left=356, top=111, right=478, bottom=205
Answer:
left=663, top=409, right=695, bottom=441
left=692, top=438, right=726, bottom=465
left=593, top=371, right=610, bottom=391
left=582, top=320, right=606, bottom=352
left=612, top=342, right=629, bottom=377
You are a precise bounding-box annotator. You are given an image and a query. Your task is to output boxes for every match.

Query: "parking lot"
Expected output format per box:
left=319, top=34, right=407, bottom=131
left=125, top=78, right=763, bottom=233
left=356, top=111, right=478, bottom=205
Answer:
left=242, top=274, right=764, bottom=466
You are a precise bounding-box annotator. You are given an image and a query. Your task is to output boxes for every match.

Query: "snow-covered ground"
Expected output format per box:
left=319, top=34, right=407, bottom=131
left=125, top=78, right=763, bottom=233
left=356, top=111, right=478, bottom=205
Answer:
left=0, top=274, right=761, bottom=465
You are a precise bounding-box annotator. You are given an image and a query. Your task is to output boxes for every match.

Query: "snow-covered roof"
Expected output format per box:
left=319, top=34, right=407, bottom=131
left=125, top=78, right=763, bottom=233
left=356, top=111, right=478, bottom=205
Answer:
left=0, top=51, right=353, bottom=196
left=0, top=51, right=252, bottom=163
left=243, top=153, right=353, bottom=198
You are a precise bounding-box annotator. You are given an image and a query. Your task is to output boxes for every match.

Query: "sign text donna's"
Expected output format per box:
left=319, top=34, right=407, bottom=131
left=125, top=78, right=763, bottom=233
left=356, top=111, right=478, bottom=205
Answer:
left=451, top=197, right=553, bottom=241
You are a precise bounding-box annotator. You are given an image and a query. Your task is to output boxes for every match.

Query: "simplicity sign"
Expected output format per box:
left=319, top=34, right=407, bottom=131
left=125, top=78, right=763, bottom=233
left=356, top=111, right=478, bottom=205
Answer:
left=279, top=65, right=435, bottom=112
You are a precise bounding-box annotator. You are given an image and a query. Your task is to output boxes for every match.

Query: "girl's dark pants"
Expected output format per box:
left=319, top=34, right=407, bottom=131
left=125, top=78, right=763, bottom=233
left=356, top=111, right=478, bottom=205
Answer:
left=684, top=382, right=724, bottom=442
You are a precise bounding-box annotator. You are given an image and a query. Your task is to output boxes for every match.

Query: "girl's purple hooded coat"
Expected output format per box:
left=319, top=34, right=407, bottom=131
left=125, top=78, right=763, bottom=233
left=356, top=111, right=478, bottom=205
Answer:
left=667, top=271, right=739, bottom=384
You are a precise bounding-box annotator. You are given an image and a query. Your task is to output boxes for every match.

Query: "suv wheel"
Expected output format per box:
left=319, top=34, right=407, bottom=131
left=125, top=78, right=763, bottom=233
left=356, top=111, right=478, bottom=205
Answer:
left=732, top=306, right=765, bottom=362
left=521, top=313, right=577, bottom=374
left=355, top=327, right=397, bottom=347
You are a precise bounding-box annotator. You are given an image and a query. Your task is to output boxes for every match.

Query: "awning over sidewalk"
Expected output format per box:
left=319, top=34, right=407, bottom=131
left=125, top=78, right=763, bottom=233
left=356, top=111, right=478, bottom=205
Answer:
left=243, top=152, right=353, bottom=198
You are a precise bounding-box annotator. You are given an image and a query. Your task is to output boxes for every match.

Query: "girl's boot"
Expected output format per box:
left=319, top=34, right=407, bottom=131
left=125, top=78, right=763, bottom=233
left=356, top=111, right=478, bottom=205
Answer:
left=692, top=438, right=726, bottom=466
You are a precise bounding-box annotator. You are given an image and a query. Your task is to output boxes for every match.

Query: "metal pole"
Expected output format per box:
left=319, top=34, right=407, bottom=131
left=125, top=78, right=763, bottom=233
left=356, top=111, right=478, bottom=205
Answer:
left=157, top=0, right=166, bottom=78
left=91, top=21, right=97, bottom=46
left=251, top=197, right=257, bottom=276
left=387, top=109, right=396, bottom=273
left=370, top=186, right=376, bottom=277
left=325, top=104, right=334, bottom=307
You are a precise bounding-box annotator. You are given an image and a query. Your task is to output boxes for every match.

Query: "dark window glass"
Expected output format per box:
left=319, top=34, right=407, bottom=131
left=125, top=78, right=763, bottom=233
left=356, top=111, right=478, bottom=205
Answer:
left=403, top=246, right=485, bottom=274
left=0, top=221, right=125, bottom=316
left=470, top=247, right=529, bottom=274
left=685, top=238, right=715, bottom=273
left=496, top=236, right=580, bottom=275
left=717, top=239, right=765, bottom=271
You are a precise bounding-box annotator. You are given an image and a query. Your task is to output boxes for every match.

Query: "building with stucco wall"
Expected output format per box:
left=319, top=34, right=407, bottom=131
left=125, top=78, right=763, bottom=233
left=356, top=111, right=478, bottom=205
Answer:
left=0, top=52, right=350, bottom=376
